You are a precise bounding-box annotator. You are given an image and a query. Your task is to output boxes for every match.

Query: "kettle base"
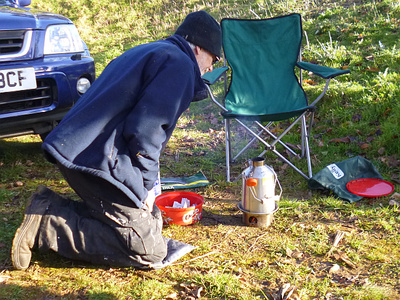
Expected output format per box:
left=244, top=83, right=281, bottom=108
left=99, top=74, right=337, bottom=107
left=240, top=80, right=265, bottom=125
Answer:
left=238, top=203, right=279, bottom=228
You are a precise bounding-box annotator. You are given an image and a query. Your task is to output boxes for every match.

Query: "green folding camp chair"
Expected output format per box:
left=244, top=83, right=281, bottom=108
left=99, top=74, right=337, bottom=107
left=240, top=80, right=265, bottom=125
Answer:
left=203, top=13, right=350, bottom=182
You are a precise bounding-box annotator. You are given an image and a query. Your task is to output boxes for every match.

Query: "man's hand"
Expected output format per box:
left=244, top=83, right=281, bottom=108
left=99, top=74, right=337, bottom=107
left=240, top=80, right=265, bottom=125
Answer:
left=144, top=189, right=155, bottom=212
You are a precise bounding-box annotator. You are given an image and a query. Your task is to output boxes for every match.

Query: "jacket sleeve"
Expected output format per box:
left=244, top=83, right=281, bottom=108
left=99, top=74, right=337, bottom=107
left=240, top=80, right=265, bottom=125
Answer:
left=123, top=54, right=196, bottom=192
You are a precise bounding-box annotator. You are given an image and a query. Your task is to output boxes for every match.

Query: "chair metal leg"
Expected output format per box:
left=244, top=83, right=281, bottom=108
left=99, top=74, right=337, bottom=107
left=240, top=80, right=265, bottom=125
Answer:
left=302, top=115, right=313, bottom=178
left=225, top=118, right=232, bottom=182
left=298, top=115, right=313, bottom=178
left=305, top=133, right=313, bottom=178
left=301, top=116, right=306, bottom=158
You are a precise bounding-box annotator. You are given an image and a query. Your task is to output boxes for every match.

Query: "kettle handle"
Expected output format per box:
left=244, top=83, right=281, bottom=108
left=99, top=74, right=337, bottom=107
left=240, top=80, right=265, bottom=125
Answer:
left=266, top=165, right=283, bottom=199
left=249, top=186, right=265, bottom=204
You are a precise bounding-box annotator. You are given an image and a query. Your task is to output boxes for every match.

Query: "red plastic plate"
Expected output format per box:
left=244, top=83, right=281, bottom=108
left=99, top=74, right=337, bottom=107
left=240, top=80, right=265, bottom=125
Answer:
left=346, top=178, right=394, bottom=197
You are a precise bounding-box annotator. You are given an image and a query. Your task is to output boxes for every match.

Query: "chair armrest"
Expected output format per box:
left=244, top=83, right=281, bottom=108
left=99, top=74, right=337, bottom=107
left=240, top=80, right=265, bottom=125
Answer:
left=202, top=66, right=229, bottom=85
left=296, top=61, right=350, bottom=79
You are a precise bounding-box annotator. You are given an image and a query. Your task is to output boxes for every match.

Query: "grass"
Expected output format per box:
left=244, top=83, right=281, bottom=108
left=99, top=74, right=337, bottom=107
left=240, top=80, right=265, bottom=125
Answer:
left=1, top=0, right=400, bottom=299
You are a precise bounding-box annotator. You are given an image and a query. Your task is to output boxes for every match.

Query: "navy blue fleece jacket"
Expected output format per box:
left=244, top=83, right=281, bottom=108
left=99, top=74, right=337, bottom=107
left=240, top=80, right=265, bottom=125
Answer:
left=42, top=35, right=207, bottom=208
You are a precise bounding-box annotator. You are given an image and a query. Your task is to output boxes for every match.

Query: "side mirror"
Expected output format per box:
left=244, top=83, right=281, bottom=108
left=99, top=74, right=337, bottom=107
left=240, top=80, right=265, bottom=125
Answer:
left=18, top=0, right=31, bottom=6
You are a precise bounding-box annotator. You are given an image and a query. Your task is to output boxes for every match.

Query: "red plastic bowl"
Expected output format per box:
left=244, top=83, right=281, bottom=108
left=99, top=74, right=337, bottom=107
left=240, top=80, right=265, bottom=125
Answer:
left=155, top=191, right=204, bottom=225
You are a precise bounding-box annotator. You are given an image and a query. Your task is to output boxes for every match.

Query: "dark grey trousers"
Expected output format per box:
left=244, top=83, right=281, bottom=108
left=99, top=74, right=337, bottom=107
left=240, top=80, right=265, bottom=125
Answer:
left=36, top=163, right=167, bottom=268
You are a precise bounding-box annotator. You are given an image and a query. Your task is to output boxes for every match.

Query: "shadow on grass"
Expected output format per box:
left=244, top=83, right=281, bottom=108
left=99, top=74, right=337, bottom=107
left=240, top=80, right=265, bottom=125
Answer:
left=31, top=251, right=136, bottom=271
left=0, top=138, right=43, bottom=161
left=201, top=209, right=243, bottom=226
left=200, top=197, right=245, bottom=227
left=0, top=283, right=118, bottom=299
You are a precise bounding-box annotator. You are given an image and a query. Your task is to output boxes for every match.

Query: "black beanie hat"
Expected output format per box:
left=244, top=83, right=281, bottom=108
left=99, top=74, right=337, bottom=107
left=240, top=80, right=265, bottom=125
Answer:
left=175, top=11, right=222, bottom=59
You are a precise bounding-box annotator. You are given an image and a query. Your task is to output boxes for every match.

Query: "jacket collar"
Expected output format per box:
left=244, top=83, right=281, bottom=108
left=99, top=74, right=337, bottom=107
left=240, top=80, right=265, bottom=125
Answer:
left=166, top=35, right=208, bottom=101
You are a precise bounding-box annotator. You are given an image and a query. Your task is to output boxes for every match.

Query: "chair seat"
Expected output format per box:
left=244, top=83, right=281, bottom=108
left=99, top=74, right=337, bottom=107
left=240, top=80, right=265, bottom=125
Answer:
left=221, top=105, right=315, bottom=122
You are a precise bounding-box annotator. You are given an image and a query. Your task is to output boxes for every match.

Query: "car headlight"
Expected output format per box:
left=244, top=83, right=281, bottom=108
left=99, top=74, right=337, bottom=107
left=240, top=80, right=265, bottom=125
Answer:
left=44, top=24, right=85, bottom=55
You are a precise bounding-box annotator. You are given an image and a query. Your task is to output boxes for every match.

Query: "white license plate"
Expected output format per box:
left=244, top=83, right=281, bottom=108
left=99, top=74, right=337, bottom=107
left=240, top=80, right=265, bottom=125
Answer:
left=0, top=67, right=37, bottom=93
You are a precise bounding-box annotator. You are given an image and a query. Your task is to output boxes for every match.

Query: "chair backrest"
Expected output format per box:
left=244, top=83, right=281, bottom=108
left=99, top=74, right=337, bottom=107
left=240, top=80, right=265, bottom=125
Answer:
left=222, top=13, right=308, bottom=117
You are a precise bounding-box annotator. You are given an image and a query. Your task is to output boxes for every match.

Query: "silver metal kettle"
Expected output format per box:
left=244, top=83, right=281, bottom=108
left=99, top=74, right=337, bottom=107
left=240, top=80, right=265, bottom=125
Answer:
left=241, top=157, right=281, bottom=213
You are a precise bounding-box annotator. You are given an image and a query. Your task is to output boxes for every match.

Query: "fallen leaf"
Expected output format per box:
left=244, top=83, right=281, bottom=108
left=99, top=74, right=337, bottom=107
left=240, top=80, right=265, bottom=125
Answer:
left=303, top=79, right=318, bottom=85
left=0, top=275, right=11, bottom=283
left=333, top=250, right=356, bottom=268
left=286, top=142, right=300, bottom=150
left=286, top=247, right=293, bottom=258
left=325, top=292, right=334, bottom=300
left=365, top=67, right=380, bottom=72
left=210, top=118, right=218, bottom=125
left=195, top=287, right=203, bottom=298
left=179, top=283, right=203, bottom=299
left=346, top=274, right=359, bottom=284
left=352, top=114, right=362, bottom=122
left=384, top=108, right=392, bottom=117
left=291, top=249, right=304, bottom=259
left=164, top=293, right=178, bottom=300
left=276, top=283, right=299, bottom=300
left=328, top=137, right=351, bottom=143
left=374, top=127, right=382, bottom=136
left=282, top=258, right=294, bottom=264
left=346, top=216, right=359, bottom=223
left=270, top=128, right=283, bottom=134
left=369, top=120, right=380, bottom=126
left=388, top=156, right=400, bottom=167
left=285, top=149, right=300, bottom=159
left=329, top=264, right=340, bottom=274
left=391, top=192, right=400, bottom=200
left=357, top=278, right=371, bottom=287
left=204, top=103, right=213, bottom=110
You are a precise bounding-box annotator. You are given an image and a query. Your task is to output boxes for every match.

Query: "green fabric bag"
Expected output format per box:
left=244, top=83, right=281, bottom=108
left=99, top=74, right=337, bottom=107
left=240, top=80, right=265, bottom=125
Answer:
left=161, top=171, right=209, bottom=191
left=308, top=156, right=383, bottom=202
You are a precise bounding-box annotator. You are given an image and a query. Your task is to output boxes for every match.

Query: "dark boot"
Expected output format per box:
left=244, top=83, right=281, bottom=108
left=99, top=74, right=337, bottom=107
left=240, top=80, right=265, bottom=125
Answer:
left=11, top=186, right=52, bottom=270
